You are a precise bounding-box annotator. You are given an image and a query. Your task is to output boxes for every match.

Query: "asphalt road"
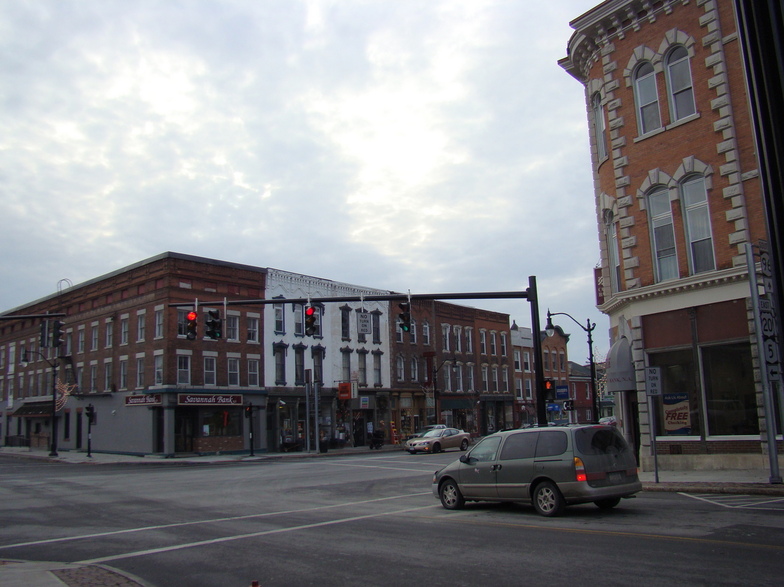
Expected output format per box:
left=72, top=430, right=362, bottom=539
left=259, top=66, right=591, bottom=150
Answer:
left=2, top=452, right=784, bottom=586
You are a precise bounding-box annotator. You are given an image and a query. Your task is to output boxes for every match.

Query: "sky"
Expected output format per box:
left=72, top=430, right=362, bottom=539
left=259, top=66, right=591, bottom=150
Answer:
left=0, top=0, right=607, bottom=362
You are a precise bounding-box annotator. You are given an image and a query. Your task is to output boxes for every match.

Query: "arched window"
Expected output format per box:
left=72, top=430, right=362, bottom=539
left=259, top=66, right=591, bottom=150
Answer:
left=648, top=187, right=678, bottom=281
left=634, top=62, right=661, bottom=135
left=681, top=176, right=715, bottom=273
left=666, top=46, right=696, bottom=122
left=591, top=92, right=607, bottom=161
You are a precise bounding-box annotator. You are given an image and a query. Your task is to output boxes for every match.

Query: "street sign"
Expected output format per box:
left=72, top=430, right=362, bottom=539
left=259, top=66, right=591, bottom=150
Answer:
left=645, top=367, right=661, bottom=396
left=563, top=400, right=574, bottom=411
left=357, top=312, right=371, bottom=335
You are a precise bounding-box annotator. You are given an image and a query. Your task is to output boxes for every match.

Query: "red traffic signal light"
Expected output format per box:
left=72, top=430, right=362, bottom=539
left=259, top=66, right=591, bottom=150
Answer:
left=186, top=311, right=198, bottom=340
left=304, top=305, right=318, bottom=336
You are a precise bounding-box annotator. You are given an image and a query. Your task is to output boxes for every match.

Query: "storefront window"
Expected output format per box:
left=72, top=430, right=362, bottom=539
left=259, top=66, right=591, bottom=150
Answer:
left=702, top=343, right=758, bottom=436
left=650, top=349, right=699, bottom=436
left=649, top=342, right=758, bottom=437
left=199, top=408, right=242, bottom=437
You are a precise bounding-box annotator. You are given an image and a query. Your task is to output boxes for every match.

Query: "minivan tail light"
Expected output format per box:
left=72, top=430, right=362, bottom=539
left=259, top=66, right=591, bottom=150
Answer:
left=574, top=457, right=587, bottom=482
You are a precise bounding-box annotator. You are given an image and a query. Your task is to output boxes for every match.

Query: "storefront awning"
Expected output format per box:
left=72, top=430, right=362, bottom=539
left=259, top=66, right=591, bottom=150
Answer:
left=11, top=403, right=52, bottom=417
left=606, top=336, right=635, bottom=392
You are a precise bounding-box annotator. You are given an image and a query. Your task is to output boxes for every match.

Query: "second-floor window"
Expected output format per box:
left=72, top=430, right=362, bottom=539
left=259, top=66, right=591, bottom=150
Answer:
left=228, top=358, right=240, bottom=386
left=204, top=357, right=216, bottom=385
left=682, top=176, right=715, bottom=274
left=648, top=187, right=678, bottom=282
left=177, top=356, right=190, bottom=385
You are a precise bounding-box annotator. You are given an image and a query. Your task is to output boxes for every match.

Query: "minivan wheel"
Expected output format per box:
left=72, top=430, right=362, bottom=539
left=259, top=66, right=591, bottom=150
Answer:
left=533, top=481, right=565, bottom=517
left=594, top=497, right=621, bottom=510
left=439, top=479, right=465, bottom=510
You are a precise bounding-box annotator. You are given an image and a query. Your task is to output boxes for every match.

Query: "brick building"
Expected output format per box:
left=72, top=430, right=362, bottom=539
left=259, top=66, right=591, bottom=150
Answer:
left=2, top=252, right=515, bottom=455
left=560, top=0, right=781, bottom=469
left=389, top=300, right=514, bottom=438
left=0, top=252, right=268, bottom=456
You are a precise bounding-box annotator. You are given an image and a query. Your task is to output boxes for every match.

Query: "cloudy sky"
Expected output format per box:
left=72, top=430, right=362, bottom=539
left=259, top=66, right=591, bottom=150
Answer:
left=1, top=0, right=607, bottom=360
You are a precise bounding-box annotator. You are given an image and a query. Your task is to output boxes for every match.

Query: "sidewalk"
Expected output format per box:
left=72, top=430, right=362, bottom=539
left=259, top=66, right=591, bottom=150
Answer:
left=2, top=444, right=784, bottom=587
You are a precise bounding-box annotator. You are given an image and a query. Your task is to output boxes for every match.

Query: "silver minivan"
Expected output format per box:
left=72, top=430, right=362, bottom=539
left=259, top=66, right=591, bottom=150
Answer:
left=432, top=425, right=642, bottom=516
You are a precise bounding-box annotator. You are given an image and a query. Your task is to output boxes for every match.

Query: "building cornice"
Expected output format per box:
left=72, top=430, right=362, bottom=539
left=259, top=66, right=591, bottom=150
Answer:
left=560, top=0, right=689, bottom=82
left=598, top=266, right=751, bottom=316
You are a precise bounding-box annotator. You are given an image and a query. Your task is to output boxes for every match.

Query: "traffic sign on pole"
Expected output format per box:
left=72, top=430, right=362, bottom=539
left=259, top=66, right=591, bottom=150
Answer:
left=645, top=367, right=661, bottom=396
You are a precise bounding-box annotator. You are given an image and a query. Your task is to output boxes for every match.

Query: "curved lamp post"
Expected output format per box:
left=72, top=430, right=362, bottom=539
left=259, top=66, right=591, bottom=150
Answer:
left=544, top=309, right=598, bottom=424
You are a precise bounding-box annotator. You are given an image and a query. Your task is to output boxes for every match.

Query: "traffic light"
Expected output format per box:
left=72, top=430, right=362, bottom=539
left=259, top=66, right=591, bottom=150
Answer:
left=40, top=320, right=50, bottom=348
left=51, top=320, right=65, bottom=348
left=244, top=403, right=253, bottom=419
left=206, top=310, right=222, bottom=340
left=544, top=379, right=555, bottom=400
left=186, top=311, right=198, bottom=340
left=85, top=404, right=96, bottom=425
left=398, top=303, right=411, bottom=333
left=304, top=305, right=318, bottom=336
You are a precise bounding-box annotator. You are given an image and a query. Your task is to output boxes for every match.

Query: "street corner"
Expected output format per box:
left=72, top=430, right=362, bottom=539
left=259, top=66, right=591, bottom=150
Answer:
left=51, top=564, right=152, bottom=587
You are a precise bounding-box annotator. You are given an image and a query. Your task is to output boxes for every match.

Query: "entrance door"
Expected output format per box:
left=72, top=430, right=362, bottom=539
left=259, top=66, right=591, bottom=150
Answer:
left=174, top=410, right=196, bottom=453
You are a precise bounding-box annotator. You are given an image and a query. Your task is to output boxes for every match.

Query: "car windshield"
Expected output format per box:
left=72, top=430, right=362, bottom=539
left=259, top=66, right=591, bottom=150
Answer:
left=422, top=429, right=444, bottom=438
left=574, top=426, right=630, bottom=456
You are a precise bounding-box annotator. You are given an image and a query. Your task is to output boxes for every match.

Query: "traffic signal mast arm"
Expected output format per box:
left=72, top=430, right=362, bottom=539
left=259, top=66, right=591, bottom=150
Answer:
left=168, top=290, right=532, bottom=309
left=167, top=279, right=551, bottom=428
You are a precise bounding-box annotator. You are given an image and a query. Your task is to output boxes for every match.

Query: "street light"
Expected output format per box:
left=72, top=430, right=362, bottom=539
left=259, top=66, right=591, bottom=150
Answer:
left=544, top=309, right=599, bottom=424
left=21, top=348, right=61, bottom=456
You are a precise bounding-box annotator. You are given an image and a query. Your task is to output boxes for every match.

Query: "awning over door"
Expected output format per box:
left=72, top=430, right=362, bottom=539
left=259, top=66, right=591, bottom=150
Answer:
left=11, top=402, right=52, bottom=417
left=606, top=336, right=636, bottom=392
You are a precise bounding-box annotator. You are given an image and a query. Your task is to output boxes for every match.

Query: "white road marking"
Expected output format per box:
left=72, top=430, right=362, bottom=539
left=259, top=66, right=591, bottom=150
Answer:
left=0, top=492, right=432, bottom=550
left=77, top=505, right=436, bottom=565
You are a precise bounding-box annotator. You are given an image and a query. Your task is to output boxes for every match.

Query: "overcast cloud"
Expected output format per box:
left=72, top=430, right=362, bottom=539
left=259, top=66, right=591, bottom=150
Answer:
left=0, top=0, right=607, bottom=360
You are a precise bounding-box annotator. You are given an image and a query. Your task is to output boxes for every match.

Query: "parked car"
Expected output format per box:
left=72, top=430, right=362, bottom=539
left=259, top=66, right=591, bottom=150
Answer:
left=404, top=424, right=446, bottom=442
left=432, top=424, right=641, bottom=516
left=405, top=427, right=471, bottom=454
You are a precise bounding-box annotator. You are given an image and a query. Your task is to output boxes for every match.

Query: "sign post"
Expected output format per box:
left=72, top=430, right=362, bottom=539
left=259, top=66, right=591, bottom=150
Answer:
left=645, top=366, right=661, bottom=483
left=746, top=242, right=783, bottom=483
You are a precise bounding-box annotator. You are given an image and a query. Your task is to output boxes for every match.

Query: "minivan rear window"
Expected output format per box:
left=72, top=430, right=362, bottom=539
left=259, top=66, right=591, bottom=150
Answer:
left=574, top=427, right=629, bottom=455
